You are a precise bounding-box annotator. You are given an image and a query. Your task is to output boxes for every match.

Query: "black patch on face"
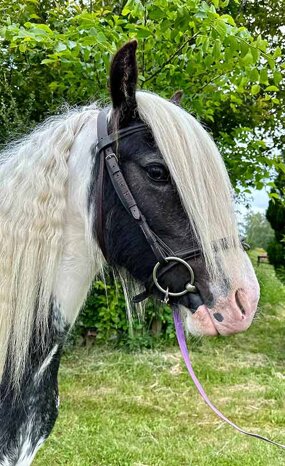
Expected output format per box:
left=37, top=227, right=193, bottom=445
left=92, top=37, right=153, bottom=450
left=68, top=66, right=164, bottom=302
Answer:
left=0, top=302, right=69, bottom=462
left=213, top=312, right=224, bottom=322
left=89, top=116, right=216, bottom=309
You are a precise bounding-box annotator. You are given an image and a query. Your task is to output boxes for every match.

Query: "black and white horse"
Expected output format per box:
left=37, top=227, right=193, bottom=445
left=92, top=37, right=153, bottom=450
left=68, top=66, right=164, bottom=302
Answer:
left=0, top=41, right=259, bottom=464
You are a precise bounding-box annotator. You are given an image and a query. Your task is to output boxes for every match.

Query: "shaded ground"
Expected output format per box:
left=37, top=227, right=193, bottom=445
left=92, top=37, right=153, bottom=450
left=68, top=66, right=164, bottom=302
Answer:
left=34, top=252, right=285, bottom=465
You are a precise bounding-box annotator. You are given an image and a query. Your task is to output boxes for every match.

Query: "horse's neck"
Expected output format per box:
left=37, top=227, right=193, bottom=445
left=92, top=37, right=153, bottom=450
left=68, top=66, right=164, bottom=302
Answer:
left=0, top=116, right=103, bottom=465
left=53, top=117, right=103, bottom=326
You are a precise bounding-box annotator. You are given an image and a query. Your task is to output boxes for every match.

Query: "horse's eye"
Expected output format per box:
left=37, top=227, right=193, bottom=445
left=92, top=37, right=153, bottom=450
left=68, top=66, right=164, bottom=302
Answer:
left=146, top=164, right=170, bottom=182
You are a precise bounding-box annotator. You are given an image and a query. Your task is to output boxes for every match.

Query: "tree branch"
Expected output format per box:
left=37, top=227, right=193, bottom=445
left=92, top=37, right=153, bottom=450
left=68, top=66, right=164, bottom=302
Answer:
left=198, top=71, right=225, bottom=92
left=143, top=33, right=199, bottom=83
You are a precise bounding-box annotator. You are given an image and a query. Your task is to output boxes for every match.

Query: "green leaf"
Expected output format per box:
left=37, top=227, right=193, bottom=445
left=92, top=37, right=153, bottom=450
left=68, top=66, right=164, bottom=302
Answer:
left=49, top=81, right=58, bottom=91
left=273, top=71, right=283, bottom=85
left=249, top=68, right=259, bottom=82
left=239, top=40, right=249, bottom=57
left=122, top=1, right=132, bottom=16
left=256, top=35, right=268, bottom=52
left=212, top=39, right=221, bottom=59
left=239, top=76, right=249, bottom=88
left=273, top=46, right=282, bottom=58
left=265, top=85, right=279, bottom=92
left=68, top=40, right=77, bottom=49
left=97, top=31, right=107, bottom=44
left=260, top=68, right=268, bottom=84
left=251, top=47, right=259, bottom=63
left=19, top=43, right=27, bottom=52
left=55, top=42, right=67, bottom=52
left=251, top=84, right=260, bottom=95
left=269, top=193, right=280, bottom=200
left=220, top=14, right=235, bottom=26
left=242, top=51, right=253, bottom=65
left=268, top=57, right=275, bottom=70
left=214, top=19, right=227, bottom=40
left=148, top=7, right=164, bottom=20
left=41, top=58, right=57, bottom=65
left=256, top=181, right=264, bottom=190
left=31, top=23, right=52, bottom=33
left=202, top=36, right=210, bottom=53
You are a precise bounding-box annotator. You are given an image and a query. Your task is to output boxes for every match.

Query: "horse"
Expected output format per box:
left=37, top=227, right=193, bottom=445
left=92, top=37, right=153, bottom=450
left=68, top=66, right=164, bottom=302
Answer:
left=0, top=40, right=259, bottom=464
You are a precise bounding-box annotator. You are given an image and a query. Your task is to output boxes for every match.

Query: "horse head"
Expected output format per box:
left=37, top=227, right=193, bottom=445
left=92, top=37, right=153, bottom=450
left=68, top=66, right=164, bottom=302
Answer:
left=90, top=40, right=260, bottom=337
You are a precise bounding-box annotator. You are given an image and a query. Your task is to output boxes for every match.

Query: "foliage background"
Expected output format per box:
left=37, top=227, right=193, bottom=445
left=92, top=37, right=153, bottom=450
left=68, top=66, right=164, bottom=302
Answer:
left=1, top=0, right=284, bottom=193
left=243, top=211, right=274, bottom=251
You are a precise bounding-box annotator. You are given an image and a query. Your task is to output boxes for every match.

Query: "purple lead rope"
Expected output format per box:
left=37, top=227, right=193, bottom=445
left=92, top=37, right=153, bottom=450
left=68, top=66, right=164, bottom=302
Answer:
left=173, top=307, right=285, bottom=450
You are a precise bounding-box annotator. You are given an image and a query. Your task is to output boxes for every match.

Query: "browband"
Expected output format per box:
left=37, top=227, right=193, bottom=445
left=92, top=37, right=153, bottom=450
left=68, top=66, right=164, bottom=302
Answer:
left=96, top=123, right=148, bottom=153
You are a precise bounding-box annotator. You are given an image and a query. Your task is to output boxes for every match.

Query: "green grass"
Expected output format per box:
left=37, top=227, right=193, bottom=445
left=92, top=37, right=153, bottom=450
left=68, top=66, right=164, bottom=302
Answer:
left=34, top=252, right=285, bottom=466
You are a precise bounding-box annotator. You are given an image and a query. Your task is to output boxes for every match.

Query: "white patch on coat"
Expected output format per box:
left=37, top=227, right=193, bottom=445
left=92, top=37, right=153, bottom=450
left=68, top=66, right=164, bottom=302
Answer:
left=53, top=116, right=105, bottom=325
left=0, top=428, right=45, bottom=466
left=0, top=458, right=12, bottom=466
left=35, top=344, right=59, bottom=381
left=16, top=435, right=45, bottom=466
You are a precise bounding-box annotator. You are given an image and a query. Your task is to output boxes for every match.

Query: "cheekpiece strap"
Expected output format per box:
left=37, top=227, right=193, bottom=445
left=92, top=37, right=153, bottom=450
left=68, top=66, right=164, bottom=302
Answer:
left=95, top=108, right=166, bottom=264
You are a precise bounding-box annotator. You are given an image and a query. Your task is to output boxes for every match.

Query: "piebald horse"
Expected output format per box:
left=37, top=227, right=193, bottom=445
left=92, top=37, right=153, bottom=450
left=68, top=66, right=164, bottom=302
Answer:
left=0, top=41, right=259, bottom=464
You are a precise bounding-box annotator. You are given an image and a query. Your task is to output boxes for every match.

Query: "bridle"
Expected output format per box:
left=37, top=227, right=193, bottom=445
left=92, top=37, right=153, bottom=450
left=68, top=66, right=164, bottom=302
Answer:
left=95, top=108, right=249, bottom=303
left=95, top=107, right=199, bottom=304
left=94, top=107, right=285, bottom=450
left=94, top=108, right=250, bottom=304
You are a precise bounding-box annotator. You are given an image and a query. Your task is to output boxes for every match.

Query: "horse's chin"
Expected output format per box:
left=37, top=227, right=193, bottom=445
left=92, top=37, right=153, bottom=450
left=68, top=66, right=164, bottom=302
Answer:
left=180, top=304, right=219, bottom=336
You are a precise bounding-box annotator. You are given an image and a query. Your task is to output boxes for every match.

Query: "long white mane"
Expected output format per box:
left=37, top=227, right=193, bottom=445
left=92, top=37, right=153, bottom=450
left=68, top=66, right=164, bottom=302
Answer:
left=136, top=92, right=243, bottom=279
left=0, top=106, right=98, bottom=388
left=0, top=92, right=243, bottom=390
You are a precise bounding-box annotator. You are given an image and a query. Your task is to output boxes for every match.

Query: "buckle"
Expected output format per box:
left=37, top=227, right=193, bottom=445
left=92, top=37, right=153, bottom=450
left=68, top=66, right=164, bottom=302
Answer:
left=105, top=152, right=118, bottom=162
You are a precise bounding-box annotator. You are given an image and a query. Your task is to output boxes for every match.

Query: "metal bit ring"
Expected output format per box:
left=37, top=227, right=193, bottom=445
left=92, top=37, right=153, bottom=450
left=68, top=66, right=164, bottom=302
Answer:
left=152, top=256, right=196, bottom=297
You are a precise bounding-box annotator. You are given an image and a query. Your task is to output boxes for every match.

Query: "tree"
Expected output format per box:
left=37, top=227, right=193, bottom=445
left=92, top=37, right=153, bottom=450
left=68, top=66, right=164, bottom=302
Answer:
left=244, top=211, right=274, bottom=250
left=266, top=168, right=285, bottom=267
left=214, top=0, right=285, bottom=195
left=0, top=0, right=283, bottom=195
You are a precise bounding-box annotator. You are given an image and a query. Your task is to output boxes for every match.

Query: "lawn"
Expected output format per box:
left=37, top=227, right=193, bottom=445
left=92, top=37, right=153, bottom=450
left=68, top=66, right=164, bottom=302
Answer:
left=34, top=251, right=285, bottom=466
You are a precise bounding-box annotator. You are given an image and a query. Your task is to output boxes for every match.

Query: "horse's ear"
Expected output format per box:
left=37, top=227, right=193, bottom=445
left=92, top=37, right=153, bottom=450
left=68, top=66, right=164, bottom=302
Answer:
left=170, top=90, right=183, bottom=106
left=110, top=40, right=138, bottom=127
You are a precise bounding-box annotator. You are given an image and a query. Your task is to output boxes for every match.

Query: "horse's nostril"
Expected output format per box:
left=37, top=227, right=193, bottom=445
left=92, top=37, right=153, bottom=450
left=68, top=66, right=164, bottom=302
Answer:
left=235, top=289, right=246, bottom=316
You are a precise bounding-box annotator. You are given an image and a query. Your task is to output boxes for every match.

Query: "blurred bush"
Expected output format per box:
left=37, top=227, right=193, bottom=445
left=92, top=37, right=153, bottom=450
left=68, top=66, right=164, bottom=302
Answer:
left=71, top=276, right=176, bottom=349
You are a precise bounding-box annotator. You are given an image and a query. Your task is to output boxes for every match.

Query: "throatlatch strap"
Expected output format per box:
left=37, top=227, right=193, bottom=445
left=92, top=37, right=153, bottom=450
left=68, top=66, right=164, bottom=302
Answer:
left=173, top=307, right=285, bottom=450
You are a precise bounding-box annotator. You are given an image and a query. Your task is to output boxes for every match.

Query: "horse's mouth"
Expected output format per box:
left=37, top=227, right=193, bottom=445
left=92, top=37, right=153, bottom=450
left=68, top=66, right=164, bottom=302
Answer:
left=174, top=290, right=219, bottom=336
left=179, top=303, right=219, bottom=336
